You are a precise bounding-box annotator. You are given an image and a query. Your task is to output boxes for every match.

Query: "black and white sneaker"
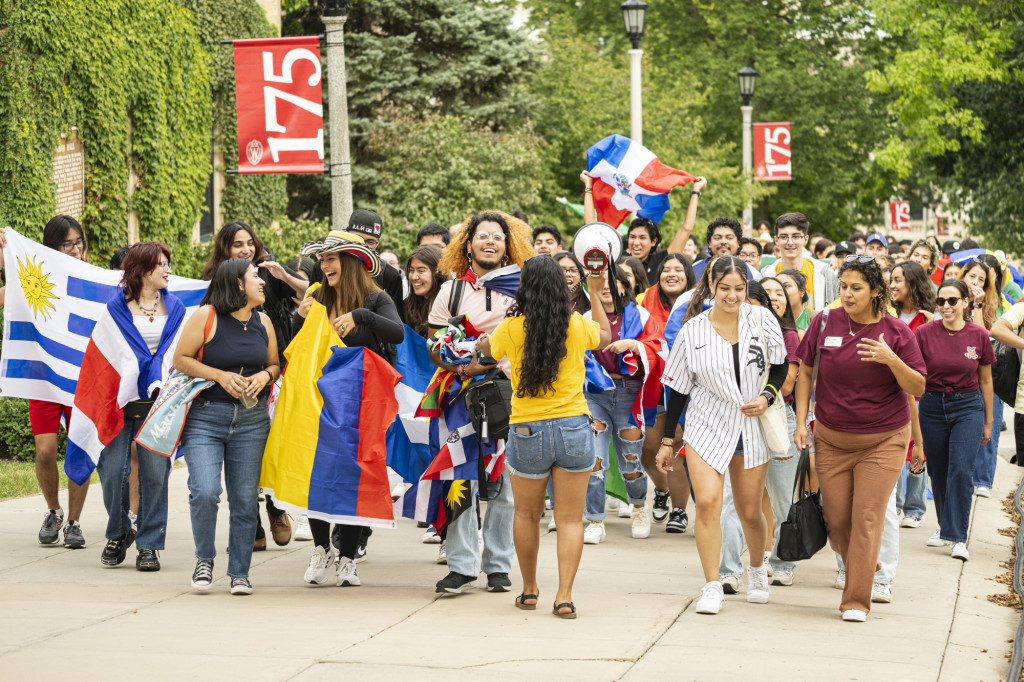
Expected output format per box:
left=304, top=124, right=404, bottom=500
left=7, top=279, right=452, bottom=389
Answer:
left=38, top=509, right=64, bottom=545
left=100, top=529, right=137, bottom=566
left=666, top=508, right=689, bottom=533
left=230, top=577, right=253, bottom=595
left=486, top=572, right=511, bottom=592
left=435, top=571, right=477, bottom=594
left=652, top=490, right=671, bottom=523
left=191, top=559, right=214, bottom=591
left=355, top=540, right=367, bottom=564
left=62, top=520, right=86, bottom=549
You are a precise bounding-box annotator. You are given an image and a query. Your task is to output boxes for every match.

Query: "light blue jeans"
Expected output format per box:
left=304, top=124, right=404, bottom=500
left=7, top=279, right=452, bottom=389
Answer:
left=974, top=393, right=1001, bottom=488
left=181, top=398, right=269, bottom=579
left=721, top=404, right=800, bottom=577
left=584, top=379, right=646, bottom=521
left=836, top=484, right=898, bottom=585
left=896, top=466, right=928, bottom=520
left=445, top=470, right=515, bottom=577
left=96, top=414, right=171, bottom=549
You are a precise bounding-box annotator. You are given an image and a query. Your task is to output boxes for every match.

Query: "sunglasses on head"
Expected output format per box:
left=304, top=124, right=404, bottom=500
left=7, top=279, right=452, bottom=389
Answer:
left=845, top=255, right=875, bottom=264
left=936, top=296, right=962, bottom=307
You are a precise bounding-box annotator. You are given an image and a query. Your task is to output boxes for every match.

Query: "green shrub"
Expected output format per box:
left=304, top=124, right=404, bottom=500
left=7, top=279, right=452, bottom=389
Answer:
left=0, top=397, right=66, bottom=462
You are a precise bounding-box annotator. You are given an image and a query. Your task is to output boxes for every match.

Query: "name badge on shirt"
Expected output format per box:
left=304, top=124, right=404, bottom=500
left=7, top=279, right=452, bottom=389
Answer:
left=823, top=336, right=843, bottom=348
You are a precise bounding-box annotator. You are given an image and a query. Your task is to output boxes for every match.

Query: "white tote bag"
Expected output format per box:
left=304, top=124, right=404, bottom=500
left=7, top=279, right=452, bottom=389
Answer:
left=754, top=314, right=789, bottom=454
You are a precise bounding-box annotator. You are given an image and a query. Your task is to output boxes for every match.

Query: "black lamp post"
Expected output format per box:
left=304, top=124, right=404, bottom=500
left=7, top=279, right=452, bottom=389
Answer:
left=620, top=0, right=648, bottom=50
left=621, top=0, right=648, bottom=143
left=738, top=63, right=759, bottom=233
left=737, top=64, right=759, bottom=106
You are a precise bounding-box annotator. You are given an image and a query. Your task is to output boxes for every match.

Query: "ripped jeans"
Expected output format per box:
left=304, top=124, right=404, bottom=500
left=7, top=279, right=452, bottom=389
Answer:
left=584, top=378, right=647, bottom=521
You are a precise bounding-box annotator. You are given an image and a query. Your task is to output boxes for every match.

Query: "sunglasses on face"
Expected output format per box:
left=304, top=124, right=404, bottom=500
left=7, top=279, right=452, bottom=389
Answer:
left=936, top=296, right=962, bottom=307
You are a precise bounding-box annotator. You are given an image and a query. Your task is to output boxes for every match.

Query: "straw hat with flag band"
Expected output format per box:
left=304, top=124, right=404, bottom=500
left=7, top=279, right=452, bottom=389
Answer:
left=300, top=231, right=382, bottom=278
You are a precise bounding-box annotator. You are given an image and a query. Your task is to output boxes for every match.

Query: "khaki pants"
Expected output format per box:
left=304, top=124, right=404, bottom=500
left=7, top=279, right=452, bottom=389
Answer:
left=815, top=422, right=910, bottom=614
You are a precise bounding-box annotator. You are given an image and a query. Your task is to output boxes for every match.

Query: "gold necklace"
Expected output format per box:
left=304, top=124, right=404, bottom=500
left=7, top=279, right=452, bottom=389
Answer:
left=847, top=313, right=875, bottom=337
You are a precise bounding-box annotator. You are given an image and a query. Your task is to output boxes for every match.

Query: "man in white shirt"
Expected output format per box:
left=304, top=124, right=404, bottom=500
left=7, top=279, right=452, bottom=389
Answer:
left=759, top=212, right=837, bottom=310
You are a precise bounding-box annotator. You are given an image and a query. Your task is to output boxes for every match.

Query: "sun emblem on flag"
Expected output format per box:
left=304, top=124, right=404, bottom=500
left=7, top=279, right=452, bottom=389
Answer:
left=17, top=256, right=58, bottom=320
left=446, top=480, right=469, bottom=508
left=613, top=173, right=630, bottom=196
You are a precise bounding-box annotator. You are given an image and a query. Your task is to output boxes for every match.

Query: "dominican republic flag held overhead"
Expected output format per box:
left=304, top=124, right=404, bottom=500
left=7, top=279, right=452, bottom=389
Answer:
left=0, top=228, right=207, bottom=405
left=64, top=294, right=189, bottom=485
left=586, top=135, right=697, bottom=226
left=385, top=325, right=436, bottom=484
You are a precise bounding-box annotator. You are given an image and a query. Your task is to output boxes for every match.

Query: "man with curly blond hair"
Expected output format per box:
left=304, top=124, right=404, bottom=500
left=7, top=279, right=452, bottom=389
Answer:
left=428, top=210, right=534, bottom=596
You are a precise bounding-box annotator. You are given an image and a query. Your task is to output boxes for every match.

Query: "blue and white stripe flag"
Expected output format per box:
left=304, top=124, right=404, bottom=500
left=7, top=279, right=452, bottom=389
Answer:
left=385, top=324, right=436, bottom=484
left=0, top=228, right=208, bottom=405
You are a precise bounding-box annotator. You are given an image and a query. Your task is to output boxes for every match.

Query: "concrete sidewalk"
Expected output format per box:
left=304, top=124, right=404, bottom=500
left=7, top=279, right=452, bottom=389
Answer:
left=0, top=457, right=1020, bottom=682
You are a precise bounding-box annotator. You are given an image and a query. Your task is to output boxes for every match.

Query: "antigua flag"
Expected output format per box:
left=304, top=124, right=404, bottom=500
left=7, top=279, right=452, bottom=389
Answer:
left=586, top=135, right=697, bottom=226
left=64, top=293, right=188, bottom=485
left=386, top=325, right=435, bottom=483
left=0, top=228, right=207, bottom=405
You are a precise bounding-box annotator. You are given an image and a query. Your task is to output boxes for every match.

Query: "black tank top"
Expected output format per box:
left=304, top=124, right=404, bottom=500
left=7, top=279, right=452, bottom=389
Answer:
left=202, top=310, right=271, bottom=402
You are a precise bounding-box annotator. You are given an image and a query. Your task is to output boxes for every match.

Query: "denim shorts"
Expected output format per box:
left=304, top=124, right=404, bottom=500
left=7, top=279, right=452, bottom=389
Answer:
left=505, top=414, right=596, bottom=479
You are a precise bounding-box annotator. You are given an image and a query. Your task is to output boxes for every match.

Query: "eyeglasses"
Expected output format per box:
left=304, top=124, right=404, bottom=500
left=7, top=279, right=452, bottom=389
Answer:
left=845, top=255, right=875, bottom=264
left=936, top=296, right=962, bottom=307
left=60, top=238, right=86, bottom=252
left=775, top=234, right=806, bottom=243
left=157, top=261, right=172, bottom=271
left=561, top=267, right=580, bottom=277
left=473, top=231, right=506, bottom=242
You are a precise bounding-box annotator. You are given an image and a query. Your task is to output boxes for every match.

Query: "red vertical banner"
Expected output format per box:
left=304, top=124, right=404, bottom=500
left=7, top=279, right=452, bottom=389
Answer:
left=889, top=200, right=911, bottom=231
left=937, top=216, right=949, bottom=236
left=753, top=123, right=792, bottom=181
left=233, top=36, right=324, bottom=174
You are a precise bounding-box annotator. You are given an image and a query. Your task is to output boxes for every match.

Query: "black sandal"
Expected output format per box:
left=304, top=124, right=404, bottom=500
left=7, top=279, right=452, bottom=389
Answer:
left=515, top=593, right=538, bottom=610
left=552, top=602, right=577, bottom=619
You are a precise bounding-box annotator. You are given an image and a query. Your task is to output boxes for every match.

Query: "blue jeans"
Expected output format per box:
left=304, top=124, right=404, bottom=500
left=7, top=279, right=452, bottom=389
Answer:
left=445, top=471, right=516, bottom=577
left=918, top=390, right=984, bottom=543
left=181, top=398, right=270, bottom=579
left=974, top=392, right=1001, bottom=488
left=505, top=415, right=596, bottom=479
left=896, top=465, right=928, bottom=520
left=96, top=415, right=172, bottom=549
left=584, top=380, right=646, bottom=521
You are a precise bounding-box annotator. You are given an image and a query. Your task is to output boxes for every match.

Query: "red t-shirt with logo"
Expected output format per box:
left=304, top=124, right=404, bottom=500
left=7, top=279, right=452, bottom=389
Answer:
left=914, top=320, right=995, bottom=393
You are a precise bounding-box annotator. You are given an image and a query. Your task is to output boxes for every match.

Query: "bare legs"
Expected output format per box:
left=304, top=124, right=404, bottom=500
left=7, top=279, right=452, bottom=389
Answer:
left=34, top=432, right=89, bottom=521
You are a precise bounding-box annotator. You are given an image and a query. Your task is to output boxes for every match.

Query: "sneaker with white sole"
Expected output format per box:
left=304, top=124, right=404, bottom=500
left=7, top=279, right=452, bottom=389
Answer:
left=900, top=516, right=921, bottom=528
left=763, top=552, right=773, bottom=577
left=951, top=542, right=970, bottom=561
left=38, top=509, right=64, bottom=545
left=337, top=557, right=360, bottom=586
left=842, top=609, right=866, bottom=622
left=547, top=516, right=557, bottom=532
left=421, top=526, right=441, bottom=544
left=230, top=577, right=253, bottom=595
left=191, top=559, right=214, bottom=591
left=652, top=489, right=671, bottom=523
left=975, top=486, right=992, bottom=498
left=304, top=546, right=335, bottom=585
left=746, top=565, right=770, bottom=604
left=436, top=540, right=447, bottom=565
left=721, top=575, right=740, bottom=594
left=294, top=515, right=312, bottom=541
left=583, top=521, right=606, bottom=545
left=665, top=508, right=688, bottom=533
left=871, top=582, right=892, bottom=603
left=631, top=504, right=651, bottom=539
left=618, top=502, right=633, bottom=519
left=771, top=569, right=794, bottom=586
left=695, top=581, right=725, bottom=614
left=834, top=569, right=846, bottom=590
left=926, top=529, right=948, bottom=547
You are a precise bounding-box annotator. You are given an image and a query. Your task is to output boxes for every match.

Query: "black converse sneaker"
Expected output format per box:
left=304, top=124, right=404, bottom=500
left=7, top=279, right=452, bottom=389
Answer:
left=651, top=490, right=671, bottom=523
left=191, top=559, right=214, bottom=590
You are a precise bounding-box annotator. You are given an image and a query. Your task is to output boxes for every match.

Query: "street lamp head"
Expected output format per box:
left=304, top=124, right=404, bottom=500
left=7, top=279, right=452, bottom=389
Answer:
left=621, top=0, right=648, bottom=50
left=322, top=0, right=349, bottom=18
left=737, top=63, right=759, bottom=106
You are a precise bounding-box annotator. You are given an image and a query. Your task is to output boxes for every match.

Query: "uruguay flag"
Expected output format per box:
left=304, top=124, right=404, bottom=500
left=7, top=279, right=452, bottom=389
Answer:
left=586, top=134, right=697, bottom=227
left=64, top=293, right=188, bottom=485
left=0, top=228, right=207, bottom=405
left=385, top=325, right=435, bottom=484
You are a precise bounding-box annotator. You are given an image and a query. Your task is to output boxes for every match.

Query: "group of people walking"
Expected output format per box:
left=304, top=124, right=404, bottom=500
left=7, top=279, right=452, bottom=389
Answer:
left=0, top=173, right=1011, bottom=620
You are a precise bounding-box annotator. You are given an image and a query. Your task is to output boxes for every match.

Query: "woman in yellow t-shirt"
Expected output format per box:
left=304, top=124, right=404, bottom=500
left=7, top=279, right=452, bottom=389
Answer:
left=481, top=256, right=611, bottom=618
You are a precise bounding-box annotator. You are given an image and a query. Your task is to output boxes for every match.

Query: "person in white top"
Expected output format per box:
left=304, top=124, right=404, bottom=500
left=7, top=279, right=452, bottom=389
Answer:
left=656, top=256, right=788, bottom=615
left=759, top=212, right=838, bottom=311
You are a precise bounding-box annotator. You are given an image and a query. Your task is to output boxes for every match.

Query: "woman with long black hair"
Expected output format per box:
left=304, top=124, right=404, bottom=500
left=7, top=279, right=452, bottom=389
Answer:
left=479, top=257, right=610, bottom=618
left=554, top=251, right=591, bottom=314
left=403, top=244, right=448, bottom=337
left=657, top=256, right=788, bottom=615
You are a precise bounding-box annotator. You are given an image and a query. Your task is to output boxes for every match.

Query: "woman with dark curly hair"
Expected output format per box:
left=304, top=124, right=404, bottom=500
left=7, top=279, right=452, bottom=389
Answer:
left=479, top=257, right=610, bottom=618
left=793, top=256, right=926, bottom=621
left=402, top=244, right=448, bottom=337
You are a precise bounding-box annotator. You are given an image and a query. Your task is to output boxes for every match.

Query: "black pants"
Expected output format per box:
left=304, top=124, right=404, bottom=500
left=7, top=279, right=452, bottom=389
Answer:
left=1015, top=413, right=1024, bottom=466
left=310, top=519, right=363, bottom=559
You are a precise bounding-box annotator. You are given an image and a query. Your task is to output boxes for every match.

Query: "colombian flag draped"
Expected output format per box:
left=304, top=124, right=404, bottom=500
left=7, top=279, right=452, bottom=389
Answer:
left=260, top=301, right=401, bottom=528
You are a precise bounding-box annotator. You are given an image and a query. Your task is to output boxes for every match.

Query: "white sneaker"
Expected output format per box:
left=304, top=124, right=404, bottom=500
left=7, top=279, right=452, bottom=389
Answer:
left=337, top=557, right=360, bottom=586
left=871, top=582, right=892, bottom=603
left=771, top=569, right=794, bottom=586
left=436, top=540, right=447, bottom=565
left=547, top=516, right=557, bottom=532
left=631, top=504, right=651, bottom=539
left=583, top=521, right=606, bottom=545
left=421, top=526, right=441, bottom=544
left=695, top=581, right=725, bottom=614
left=951, top=542, right=970, bottom=561
left=746, top=565, right=770, bottom=604
left=294, top=515, right=312, bottom=541
left=926, top=529, right=948, bottom=547
left=304, top=546, right=335, bottom=585
left=545, top=498, right=554, bottom=510
left=763, top=551, right=773, bottom=577
left=975, top=486, right=992, bottom=498
left=896, top=509, right=904, bottom=524
left=834, top=569, right=846, bottom=590
left=900, top=516, right=921, bottom=528
left=721, top=576, right=740, bottom=594
left=618, top=502, right=633, bottom=518
left=842, top=609, right=867, bottom=622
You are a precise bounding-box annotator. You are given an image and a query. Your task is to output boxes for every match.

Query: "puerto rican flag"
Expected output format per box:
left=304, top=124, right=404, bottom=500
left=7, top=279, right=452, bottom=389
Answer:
left=64, top=293, right=189, bottom=485
left=586, top=134, right=697, bottom=226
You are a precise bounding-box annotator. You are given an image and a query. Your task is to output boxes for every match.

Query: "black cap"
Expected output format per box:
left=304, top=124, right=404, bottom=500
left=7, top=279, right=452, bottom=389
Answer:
left=834, top=240, right=855, bottom=256
left=941, top=240, right=961, bottom=255
left=347, top=209, right=383, bottom=239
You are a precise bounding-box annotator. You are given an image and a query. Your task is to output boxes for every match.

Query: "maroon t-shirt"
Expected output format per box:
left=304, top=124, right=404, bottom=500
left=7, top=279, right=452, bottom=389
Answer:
left=593, top=313, right=625, bottom=376
left=783, top=329, right=800, bottom=405
left=797, top=309, right=927, bottom=434
left=914, top=320, right=995, bottom=393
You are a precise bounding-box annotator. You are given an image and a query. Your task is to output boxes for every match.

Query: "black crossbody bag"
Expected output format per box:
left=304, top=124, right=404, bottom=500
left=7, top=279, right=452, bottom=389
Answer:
left=464, top=359, right=511, bottom=501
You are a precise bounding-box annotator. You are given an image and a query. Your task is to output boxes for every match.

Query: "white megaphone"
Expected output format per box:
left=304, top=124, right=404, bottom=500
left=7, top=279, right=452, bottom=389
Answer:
left=572, top=222, right=622, bottom=274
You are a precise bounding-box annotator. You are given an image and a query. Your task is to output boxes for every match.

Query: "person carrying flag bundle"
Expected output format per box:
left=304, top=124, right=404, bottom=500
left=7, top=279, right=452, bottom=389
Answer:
left=66, top=242, right=184, bottom=571
left=427, top=210, right=534, bottom=595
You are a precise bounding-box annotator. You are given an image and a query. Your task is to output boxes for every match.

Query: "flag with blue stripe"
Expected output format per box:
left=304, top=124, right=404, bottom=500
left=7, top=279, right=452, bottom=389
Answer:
left=385, top=325, right=436, bottom=483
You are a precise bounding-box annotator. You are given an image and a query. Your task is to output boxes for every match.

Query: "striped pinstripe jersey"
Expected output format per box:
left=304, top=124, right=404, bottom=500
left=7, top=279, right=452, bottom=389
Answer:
left=661, top=304, right=786, bottom=473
